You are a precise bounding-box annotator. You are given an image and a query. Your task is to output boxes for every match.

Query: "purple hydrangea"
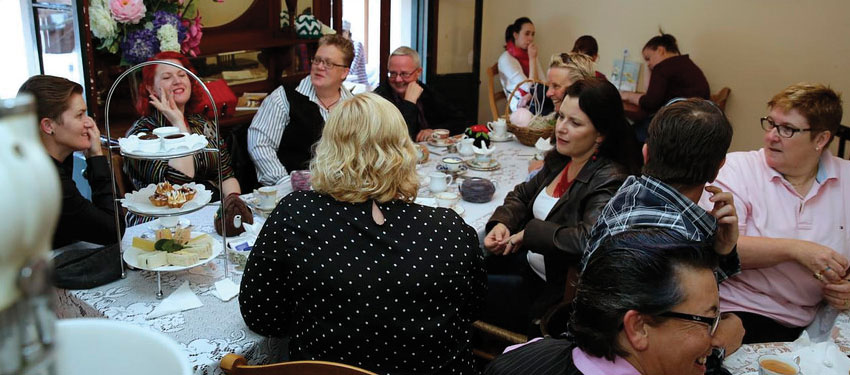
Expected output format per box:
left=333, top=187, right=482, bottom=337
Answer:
left=152, top=10, right=187, bottom=43
left=121, top=28, right=158, bottom=64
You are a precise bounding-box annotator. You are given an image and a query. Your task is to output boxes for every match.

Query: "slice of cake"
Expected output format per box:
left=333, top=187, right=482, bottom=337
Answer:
left=166, top=250, right=199, bottom=267
left=137, top=251, right=168, bottom=269
left=183, top=242, right=213, bottom=259
left=132, top=237, right=156, bottom=251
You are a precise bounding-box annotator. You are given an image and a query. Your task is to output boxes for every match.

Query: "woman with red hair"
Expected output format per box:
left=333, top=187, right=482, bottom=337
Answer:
left=124, top=51, right=240, bottom=219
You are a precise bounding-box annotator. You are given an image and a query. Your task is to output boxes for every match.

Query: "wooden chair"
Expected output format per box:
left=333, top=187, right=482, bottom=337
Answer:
left=710, top=87, right=731, bottom=112
left=836, top=124, right=850, bottom=159
left=220, top=354, right=378, bottom=375
left=471, top=320, right=528, bottom=361
left=486, top=63, right=507, bottom=121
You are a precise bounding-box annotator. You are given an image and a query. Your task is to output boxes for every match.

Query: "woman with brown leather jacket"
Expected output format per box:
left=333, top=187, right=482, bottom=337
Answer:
left=483, top=78, right=642, bottom=334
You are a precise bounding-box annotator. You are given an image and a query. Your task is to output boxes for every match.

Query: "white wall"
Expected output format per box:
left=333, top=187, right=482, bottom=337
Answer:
left=478, top=0, right=850, bottom=152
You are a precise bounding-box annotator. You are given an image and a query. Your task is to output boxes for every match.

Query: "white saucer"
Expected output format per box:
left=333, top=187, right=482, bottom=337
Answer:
left=490, top=133, right=514, bottom=142
left=148, top=217, right=191, bottom=230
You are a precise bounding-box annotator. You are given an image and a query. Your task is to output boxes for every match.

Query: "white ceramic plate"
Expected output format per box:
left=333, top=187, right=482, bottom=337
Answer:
left=414, top=197, right=464, bottom=215
left=119, top=133, right=208, bottom=158
left=489, top=133, right=515, bottom=142
left=123, top=232, right=222, bottom=272
left=465, top=159, right=502, bottom=171
left=120, top=182, right=211, bottom=216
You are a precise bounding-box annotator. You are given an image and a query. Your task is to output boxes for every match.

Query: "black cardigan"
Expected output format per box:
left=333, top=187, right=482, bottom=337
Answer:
left=373, top=80, right=467, bottom=139
left=52, top=155, right=120, bottom=249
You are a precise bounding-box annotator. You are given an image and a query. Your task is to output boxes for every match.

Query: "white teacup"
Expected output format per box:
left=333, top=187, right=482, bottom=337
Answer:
left=136, top=133, right=162, bottom=153
left=435, top=192, right=460, bottom=208
left=153, top=126, right=180, bottom=137
left=758, top=355, right=799, bottom=375
left=441, top=156, right=463, bottom=172
left=158, top=216, right=180, bottom=228
left=428, top=172, right=453, bottom=193
left=431, top=129, right=450, bottom=140
left=475, top=152, right=493, bottom=165
left=254, top=186, right=277, bottom=209
left=162, top=133, right=188, bottom=151
left=488, top=119, right=508, bottom=138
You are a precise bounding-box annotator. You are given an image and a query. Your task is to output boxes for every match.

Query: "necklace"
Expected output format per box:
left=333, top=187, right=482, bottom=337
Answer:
left=318, top=94, right=341, bottom=109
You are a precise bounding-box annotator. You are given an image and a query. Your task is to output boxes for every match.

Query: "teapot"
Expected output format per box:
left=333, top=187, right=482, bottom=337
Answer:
left=460, top=177, right=497, bottom=203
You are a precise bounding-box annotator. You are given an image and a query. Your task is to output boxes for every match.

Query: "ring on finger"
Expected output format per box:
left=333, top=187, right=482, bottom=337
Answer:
left=814, top=272, right=825, bottom=281
left=824, top=266, right=832, bottom=273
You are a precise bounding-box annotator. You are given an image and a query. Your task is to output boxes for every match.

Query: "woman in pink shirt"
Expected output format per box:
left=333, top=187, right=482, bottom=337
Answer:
left=700, top=83, right=850, bottom=343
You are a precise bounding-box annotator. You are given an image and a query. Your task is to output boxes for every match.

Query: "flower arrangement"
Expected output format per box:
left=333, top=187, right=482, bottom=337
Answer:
left=89, top=0, right=218, bottom=65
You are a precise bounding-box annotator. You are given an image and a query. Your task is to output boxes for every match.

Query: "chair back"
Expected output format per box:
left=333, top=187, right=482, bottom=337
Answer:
left=710, top=87, right=731, bottom=112
left=836, top=124, right=850, bottom=159
left=486, top=63, right=507, bottom=121
left=220, top=354, right=378, bottom=375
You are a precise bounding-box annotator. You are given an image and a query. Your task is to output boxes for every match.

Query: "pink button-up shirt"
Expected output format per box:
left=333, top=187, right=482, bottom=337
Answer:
left=699, top=149, right=850, bottom=327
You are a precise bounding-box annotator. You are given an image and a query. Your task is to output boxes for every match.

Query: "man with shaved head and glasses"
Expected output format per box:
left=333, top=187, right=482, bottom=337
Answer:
left=697, top=83, right=850, bottom=344
left=373, top=46, right=466, bottom=142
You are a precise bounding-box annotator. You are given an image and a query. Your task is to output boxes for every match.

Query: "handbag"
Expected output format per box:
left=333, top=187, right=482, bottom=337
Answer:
left=53, top=244, right=122, bottom=290
left=193, top=79, right=237, bottom=118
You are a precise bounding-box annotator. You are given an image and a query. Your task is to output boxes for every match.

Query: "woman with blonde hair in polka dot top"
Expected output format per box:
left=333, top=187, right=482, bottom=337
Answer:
left=240, top=92, right=486, bottom=374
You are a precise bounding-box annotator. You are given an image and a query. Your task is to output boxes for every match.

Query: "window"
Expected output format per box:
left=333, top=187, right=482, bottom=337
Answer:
left=1, top=0, right=85, bottom=99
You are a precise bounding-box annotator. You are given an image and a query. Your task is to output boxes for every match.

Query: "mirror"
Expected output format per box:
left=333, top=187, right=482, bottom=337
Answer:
left=197, top=1, right=255, bottom=28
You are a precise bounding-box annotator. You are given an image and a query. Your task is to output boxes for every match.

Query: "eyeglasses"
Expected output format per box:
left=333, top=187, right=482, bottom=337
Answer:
left=311, top=57, right=348, bottom=70
left=760, top=117, right=813, bottom=138
left=658, top=311, right=720, bottom=336
left=387, top=71, right=417, bottom=79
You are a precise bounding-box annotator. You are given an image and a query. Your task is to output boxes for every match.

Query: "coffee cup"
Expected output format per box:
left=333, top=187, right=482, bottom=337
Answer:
left=441, top=156, right=463, bottom=172
left=435, top=191, right=460, bottom=208
left=430, top=129, right=450, bottom=141
left=254, top=186, right=277, bottom=209
left=428, top=172, right=453, bottom=193
left=136, top=133, right=162, bottom=153
left=487, top=119, right=508, bottom=138
left=162, top=133, right=187, bottom=151
left=758, top=355, right=799, bottom=375
left=158, top=216, right=180, bottom=228
left=474, top=152, right=493, bottom=165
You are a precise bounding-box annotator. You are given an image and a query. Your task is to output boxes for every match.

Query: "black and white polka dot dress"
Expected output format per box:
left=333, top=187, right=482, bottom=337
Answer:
left=240, top=191, right=486, bottom=374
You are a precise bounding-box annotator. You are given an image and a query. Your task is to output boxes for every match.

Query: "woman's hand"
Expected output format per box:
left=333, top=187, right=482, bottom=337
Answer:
left=504, top=230, right=525, bottom=256
left=149, top=86, right=187, bottom=129
left=793, top=241, right=848, bottom=284
left=704, top=186, right=738, bottom=256
left=484, top=223, right=511, bottom=254
left=823, top=280, right=850, bottom=310
left=527, top=42, right=538, bottom=60
left=84, top=123, right=103, bottom=158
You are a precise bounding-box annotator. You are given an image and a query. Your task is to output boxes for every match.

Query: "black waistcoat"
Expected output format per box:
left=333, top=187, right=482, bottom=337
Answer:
left=276, top=85, right=325, bottom=172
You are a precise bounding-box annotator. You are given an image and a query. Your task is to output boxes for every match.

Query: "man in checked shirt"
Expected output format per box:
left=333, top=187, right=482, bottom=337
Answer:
left=583, top=98, right=744, bottom=362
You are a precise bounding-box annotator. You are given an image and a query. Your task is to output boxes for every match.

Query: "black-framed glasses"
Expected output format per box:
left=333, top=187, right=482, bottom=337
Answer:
left=387, top=70, right=417, bottom=79
left=658, top=311, right=720, bottom=336
left=760, top=117, right=813, bottom=138
left=311, top=57, right=348, bottom=70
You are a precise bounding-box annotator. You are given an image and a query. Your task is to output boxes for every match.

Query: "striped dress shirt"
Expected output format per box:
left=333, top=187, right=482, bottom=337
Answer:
left=247, top=77, right=353, bottom=186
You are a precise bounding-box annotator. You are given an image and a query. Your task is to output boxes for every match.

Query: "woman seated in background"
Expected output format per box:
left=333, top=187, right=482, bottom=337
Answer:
left=698, top=83, right=850, bottom=343
left=621, top=31, right=710, bottom=142
left=240, top=93, right=486, bottom=374
left=19, top=75, right=120, bottom=249
left=483, top=78, right=642, bottom=334
left=499, top=17, right=544, bottom=112
left=485, top=229, right=723, bottom=375
left=124, top=51, right=240, bottom=218
left=571, top=35, right=607, bottom=79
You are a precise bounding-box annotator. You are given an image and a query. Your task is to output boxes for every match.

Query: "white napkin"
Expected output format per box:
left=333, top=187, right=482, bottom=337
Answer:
left=535, top=137, right=554, bottom=152
left=789, top=331, right=850, bottom=375
left=241, top=222, right=262, bottom=237
left=146, top=281, right=203, bottom=319
left=210, top=278, right=239, bottom=302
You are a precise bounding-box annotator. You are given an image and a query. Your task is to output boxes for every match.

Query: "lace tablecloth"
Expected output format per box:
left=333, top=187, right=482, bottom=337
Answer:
left=54, top=207, right=286, bottom=375
left=724, top=310, right=850, bottom=374
left=418, top=139, right=537, bottom=236
left=54, top=138, right=537, bottom=375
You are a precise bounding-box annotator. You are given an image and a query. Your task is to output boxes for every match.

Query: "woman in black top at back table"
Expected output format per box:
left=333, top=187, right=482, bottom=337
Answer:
left=240, top=93, right=486, bottom=375
left=19, top=75, right=121, bottom=249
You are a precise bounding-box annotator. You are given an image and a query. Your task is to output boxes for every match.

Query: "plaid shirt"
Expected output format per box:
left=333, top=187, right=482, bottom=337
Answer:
left=582, top=175, right=741, bottom=282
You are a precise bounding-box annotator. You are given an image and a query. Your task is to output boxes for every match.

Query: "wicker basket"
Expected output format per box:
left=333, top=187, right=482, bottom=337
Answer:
left=505, top=78, right=554, bottom=146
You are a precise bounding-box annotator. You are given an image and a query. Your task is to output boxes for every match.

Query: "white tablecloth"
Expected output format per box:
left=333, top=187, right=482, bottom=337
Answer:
left=724, top=311, right=850, bottom=374
left=54, top=138, right=537, bottom=375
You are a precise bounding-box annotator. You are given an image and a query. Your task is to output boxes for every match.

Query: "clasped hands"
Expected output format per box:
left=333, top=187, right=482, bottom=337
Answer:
left=484, top=223, right=525, bottom=256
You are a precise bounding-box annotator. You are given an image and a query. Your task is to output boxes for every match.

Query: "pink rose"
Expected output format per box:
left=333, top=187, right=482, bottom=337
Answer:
left=181, top=13, right=203, bottom=57
left=109, top=0, right=146, bottom=24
